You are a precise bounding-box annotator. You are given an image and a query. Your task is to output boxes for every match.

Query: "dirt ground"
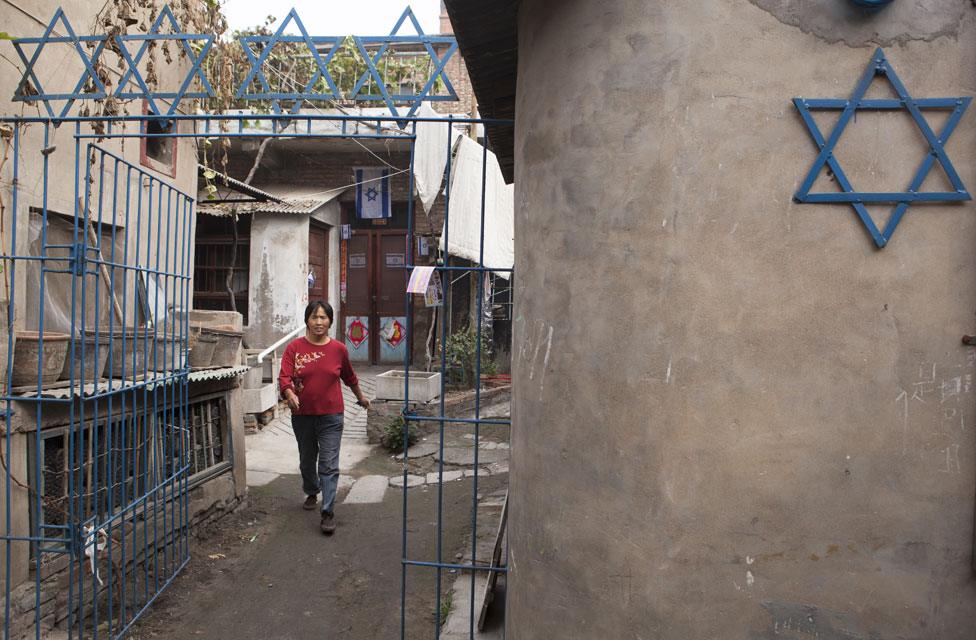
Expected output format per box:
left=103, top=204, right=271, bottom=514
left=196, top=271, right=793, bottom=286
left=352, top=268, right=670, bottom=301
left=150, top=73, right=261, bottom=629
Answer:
left=127, top=469, right=507, bottom=640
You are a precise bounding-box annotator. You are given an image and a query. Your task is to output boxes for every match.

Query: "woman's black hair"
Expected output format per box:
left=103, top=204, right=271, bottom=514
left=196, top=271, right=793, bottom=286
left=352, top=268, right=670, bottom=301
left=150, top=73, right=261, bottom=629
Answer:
left=304, top=300, right=334, bottom=325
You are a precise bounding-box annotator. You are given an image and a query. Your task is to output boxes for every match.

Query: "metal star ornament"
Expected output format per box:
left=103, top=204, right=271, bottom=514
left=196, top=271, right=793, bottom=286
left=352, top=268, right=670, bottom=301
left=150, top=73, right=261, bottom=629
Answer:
left=236, top=9, right=343, bottom=115
left=793, top=48, right=971, bottom=248
left=349, top=6, right=459, bottom=125
left=12, top=8, right=108, bottom=120
left=114, top=5, right=215, bottom=116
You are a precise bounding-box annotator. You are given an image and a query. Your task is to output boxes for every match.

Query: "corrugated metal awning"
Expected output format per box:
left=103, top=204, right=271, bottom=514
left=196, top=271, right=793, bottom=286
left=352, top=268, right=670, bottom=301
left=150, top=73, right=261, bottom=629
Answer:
left=10, top=366, right=249, bottom=400
left=197, top=187, right=346, bottom=217
left=197, top=198, right=332, bottom=217
left=198, top=164, right=282, bottom=203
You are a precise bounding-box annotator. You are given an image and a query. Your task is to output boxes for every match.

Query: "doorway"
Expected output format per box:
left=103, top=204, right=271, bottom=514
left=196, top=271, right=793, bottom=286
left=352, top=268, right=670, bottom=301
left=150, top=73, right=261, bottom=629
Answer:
left=308, top=222, right=330, bottom=305
left=342, top=229, right=409, bottom=364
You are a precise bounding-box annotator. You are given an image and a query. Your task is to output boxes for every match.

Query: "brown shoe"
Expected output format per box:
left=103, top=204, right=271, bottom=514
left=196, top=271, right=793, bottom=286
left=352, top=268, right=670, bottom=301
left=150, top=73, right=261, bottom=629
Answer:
left=302, top=495, right=317, bottom=511
left=320, top=511, right=336, bottom=535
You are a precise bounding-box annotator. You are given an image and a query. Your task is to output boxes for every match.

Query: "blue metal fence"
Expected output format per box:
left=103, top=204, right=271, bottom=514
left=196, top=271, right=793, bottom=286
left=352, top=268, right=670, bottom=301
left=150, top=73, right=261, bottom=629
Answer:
left=1, top=122, right=194, bottom=639
left=0, top=111, right=512, bottom=639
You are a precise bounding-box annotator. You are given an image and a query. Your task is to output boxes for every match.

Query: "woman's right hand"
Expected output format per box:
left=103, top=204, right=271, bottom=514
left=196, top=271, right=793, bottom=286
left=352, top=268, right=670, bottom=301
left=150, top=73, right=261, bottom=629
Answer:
left=284, top=389, right=300, bottom=413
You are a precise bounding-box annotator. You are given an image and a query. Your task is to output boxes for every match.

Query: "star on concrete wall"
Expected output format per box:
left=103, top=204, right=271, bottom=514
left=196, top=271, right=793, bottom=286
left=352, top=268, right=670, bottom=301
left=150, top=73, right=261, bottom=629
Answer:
left=793, top=48, right=971, bottom=248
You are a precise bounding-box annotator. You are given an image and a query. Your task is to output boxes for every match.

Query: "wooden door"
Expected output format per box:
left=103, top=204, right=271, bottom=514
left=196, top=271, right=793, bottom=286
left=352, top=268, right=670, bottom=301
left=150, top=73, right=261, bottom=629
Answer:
left=341, top=231, right=409, bottom=364
left=343, top=233, right=371, bottom=362
left=376, top=232, right=408, bottom=364
left=308, top=224, right=329, bottom=304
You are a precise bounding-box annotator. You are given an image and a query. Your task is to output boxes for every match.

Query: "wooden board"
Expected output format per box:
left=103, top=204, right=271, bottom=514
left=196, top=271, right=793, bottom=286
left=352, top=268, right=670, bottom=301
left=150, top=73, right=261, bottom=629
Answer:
left=478, top=488, right=508, bottom=631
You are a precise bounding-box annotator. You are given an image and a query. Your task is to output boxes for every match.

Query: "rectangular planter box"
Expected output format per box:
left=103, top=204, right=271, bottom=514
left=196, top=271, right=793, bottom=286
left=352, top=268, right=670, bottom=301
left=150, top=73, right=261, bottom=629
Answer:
left=243, top=382, right=278, bottom=414
left=375, top=370, right=441, bottom=403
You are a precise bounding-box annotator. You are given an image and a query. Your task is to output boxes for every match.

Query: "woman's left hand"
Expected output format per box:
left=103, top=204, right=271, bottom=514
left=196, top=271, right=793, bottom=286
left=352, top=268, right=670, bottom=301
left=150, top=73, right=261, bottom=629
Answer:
left=356, top=397, right=371, bottom=410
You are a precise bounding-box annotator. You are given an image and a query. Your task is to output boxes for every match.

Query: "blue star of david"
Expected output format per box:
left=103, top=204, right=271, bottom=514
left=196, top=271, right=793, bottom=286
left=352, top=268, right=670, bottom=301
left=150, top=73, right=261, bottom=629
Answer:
left=349, top=6, right=459, bottom=125
left=365, top=187, right=379, bottom=202
left=115, top=5, right=215, bottom=116
left=236, top=9, right=343, bottom=115
left=794, top=48, right=971, bottom=248
left=12, top=8, right=108, bottom=120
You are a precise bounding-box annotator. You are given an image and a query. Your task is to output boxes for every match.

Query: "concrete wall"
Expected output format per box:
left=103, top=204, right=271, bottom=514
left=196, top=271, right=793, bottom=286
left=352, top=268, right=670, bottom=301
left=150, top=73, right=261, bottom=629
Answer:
left=245, top=213, right=310, bottom=348
left=509, top=1, right=976, bottom=638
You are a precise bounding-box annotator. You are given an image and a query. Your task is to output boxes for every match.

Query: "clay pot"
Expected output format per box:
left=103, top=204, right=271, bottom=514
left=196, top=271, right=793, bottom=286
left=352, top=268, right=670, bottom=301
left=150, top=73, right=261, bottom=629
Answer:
left=59, top=329, right=111, bottom=383
left=187, top=332, right=218, bottom=368
left=12, top=331, right=70, bottom=387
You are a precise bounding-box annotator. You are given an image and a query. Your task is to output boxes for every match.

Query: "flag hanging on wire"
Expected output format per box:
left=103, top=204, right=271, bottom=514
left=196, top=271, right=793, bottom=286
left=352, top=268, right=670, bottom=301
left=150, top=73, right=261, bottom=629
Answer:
left=355, top=167, right=391, bottom=219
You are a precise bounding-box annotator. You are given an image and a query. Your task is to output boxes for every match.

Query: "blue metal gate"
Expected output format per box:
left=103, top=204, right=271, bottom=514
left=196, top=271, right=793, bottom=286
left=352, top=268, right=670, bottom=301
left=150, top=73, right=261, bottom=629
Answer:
left=1, top=124, right=194, bottom=638
left=2, top=5, right=513, bottom=638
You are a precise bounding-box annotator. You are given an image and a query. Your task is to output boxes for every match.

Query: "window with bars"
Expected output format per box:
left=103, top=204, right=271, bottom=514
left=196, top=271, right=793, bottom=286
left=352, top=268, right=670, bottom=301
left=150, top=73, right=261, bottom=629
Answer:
left=193, top=216, right=250, bottom=324
left=29, top=393, right=232, bottom=559
left=175, top=394, right=228, bottom=478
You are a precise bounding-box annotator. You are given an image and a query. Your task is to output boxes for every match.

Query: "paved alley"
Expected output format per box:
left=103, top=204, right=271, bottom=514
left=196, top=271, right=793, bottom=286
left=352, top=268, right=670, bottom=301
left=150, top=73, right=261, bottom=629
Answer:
left=128, top=370, right=511, bottom=639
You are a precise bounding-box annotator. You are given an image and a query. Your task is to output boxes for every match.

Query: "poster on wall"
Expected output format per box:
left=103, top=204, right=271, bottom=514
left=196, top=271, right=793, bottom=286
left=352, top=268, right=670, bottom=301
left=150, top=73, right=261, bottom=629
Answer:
left=424, top=271, right=443, bottom=307
left=345, top=317, right=369, bottom=362
left=379, top=316, right=408, bottom=363
left=381, top=317, right=406, bottom=348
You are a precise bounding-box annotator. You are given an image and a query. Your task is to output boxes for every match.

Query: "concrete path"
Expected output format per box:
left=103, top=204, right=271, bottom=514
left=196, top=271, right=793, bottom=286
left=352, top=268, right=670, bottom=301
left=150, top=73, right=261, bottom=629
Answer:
left=342, top=474, right=388, bottom=504
left=245, top=368, right=380, bottom=496
left=129, top=473, right=509, bottom=640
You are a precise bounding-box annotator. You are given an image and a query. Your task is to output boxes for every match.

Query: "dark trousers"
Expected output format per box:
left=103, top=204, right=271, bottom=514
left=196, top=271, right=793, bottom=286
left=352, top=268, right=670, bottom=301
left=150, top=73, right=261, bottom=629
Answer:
left=292, top=413, right=344, bottom=514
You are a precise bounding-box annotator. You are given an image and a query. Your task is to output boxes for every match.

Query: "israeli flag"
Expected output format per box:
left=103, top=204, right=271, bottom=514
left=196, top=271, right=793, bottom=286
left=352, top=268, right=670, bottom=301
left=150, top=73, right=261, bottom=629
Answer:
left=355, top=167, right=391, bottom=219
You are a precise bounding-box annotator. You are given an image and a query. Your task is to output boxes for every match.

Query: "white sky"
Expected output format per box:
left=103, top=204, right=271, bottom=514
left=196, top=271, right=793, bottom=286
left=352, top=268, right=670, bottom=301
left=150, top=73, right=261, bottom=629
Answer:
left=220, top=0, right=443, bottom=36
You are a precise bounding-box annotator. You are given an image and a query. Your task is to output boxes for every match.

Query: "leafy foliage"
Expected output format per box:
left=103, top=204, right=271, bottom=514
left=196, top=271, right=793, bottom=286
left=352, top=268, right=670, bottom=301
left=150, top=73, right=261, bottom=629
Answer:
left=382, top=416, right=419, bottom=454
left=444, top=325, right=495, bottom=388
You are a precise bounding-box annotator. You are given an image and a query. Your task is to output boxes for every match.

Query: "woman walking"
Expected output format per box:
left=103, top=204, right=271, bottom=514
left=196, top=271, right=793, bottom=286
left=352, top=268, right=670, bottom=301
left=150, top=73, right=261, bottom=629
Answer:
left=278, top=301, right=370, bottom=535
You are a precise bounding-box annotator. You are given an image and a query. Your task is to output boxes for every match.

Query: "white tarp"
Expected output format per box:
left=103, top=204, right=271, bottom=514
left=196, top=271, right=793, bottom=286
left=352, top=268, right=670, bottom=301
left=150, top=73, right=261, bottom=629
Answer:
left=440, top=136, right=514, bottom=279
left=413, top=103, right=463, bottom=214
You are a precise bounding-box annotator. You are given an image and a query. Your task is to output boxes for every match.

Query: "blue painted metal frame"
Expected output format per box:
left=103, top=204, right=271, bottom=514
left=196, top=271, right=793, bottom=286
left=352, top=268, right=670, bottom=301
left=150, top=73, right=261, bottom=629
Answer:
left=850, top=0, right=895, bottom=7
left=114, top=5, right=215, bottom=117
left=11, top=8, right=108, bottom=120
left=793, top=48, right=971, bottom=248
left=349, top=6, right=459, bottom=124
left=236, top=8, right=344, bottom=115
left=12, top=6, right=461, bottom=122
left=0, top=110, right=512, bottom=640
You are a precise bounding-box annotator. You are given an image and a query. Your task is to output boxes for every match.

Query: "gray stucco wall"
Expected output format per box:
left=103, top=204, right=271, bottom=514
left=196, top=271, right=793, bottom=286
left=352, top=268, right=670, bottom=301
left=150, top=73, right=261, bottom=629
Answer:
left=244, top=201, right=342, bottom=350
left=1, top=2, right=200, bottom=337
left=509, top=1, right=976, bottom=638
left=245, top=214, right=309, bottom=349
